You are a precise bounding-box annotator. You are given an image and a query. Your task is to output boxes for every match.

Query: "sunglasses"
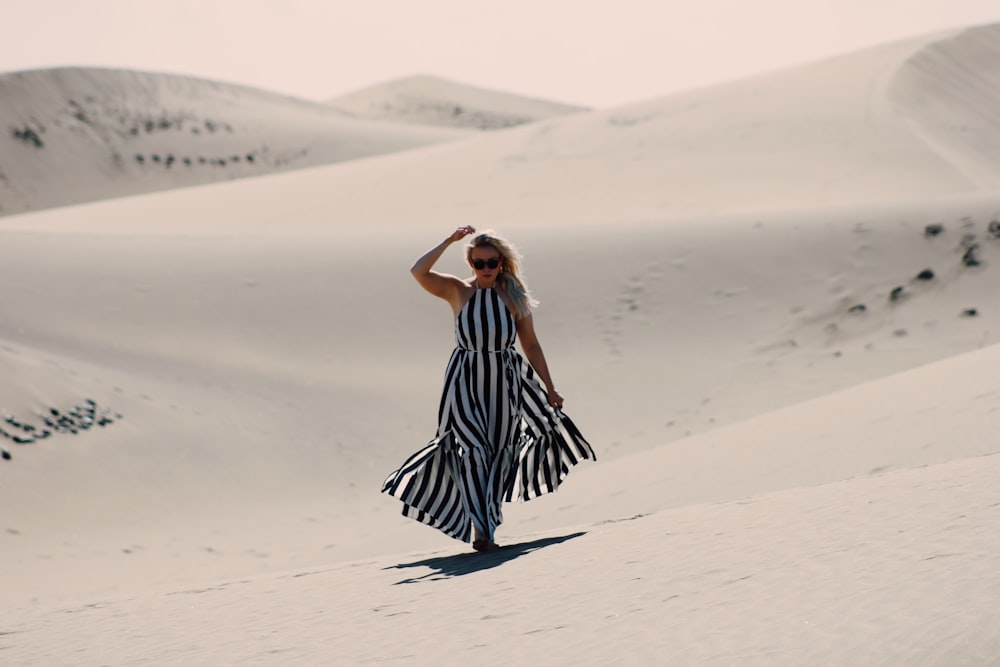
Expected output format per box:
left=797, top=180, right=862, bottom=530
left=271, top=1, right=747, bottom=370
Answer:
left=471, top=258, right=501, bottom=270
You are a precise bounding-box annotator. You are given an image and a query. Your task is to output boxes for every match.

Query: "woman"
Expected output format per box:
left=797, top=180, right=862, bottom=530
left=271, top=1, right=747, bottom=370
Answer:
left=382, top=226, right=595, bottom=553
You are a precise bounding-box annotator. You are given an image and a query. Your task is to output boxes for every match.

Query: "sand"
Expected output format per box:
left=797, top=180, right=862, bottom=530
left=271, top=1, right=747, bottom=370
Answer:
left=1, top=21, right=1000, bottom=666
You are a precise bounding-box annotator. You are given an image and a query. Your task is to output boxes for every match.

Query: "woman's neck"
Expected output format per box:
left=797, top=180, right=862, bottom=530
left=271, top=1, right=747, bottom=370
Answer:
left=475, top=276, right=500, bottom=290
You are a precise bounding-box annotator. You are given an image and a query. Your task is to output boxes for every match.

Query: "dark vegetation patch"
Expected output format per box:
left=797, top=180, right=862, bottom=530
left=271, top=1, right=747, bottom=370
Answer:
left=1, top=399, right=122, bottom=462
left=11, top=126, right=43, bottom=148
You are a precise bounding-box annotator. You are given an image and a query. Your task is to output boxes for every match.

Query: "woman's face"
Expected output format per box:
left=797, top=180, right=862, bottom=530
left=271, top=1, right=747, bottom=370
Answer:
left=469, top=245, right=502, bottom=285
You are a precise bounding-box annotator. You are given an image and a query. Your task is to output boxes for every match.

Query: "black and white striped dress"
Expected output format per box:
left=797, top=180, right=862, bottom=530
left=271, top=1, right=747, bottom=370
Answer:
left=382, top=287, right=596, bottom=543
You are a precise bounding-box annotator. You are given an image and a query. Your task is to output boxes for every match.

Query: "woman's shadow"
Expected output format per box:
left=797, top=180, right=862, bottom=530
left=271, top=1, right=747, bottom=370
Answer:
left=385, top=531, right=586, bottom=585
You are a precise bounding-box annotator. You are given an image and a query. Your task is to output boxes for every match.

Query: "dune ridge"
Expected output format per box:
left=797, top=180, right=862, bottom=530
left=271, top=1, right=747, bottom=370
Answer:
left=327, top=74, right=587, bottom=130
left=890, top=23, right=1000, bottom=189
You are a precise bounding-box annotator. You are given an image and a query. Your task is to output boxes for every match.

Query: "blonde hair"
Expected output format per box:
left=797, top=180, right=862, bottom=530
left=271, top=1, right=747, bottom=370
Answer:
left=466, top=230, right=538, bottom=318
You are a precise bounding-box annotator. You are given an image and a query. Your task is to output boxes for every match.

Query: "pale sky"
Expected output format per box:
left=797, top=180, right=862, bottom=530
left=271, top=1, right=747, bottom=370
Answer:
left=4, top=0, right=999, bottom=108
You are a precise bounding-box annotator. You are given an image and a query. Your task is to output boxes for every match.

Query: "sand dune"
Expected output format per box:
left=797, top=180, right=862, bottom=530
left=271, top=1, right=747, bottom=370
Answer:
left=327, top=74, right=587, bottom=130
left=5, top=24, right=998, bottom=236
left=1, top=21, right=1000, bottom=665
left=0, top=67, right=467, bottom=217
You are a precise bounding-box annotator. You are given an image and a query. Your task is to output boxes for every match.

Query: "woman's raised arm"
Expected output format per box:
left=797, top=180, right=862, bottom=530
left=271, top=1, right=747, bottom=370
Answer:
left=410, top=226, right=476, bottom=302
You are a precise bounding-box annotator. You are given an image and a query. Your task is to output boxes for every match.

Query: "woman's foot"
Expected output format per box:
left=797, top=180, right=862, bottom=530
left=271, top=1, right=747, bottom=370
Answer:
left=472, top=538, right=501, bottom=553
left=472, top=524, right=500, bottom=553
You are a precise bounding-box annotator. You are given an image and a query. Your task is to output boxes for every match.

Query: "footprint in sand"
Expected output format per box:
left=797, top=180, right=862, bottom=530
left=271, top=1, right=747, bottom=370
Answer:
left=600, top=265, right=668, bottom=361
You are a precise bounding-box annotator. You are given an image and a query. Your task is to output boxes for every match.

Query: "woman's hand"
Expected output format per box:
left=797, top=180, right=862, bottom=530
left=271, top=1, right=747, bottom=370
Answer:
left=448, top=225, right=476, bottom=243
left=547, top=389, right=564, bottom=410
